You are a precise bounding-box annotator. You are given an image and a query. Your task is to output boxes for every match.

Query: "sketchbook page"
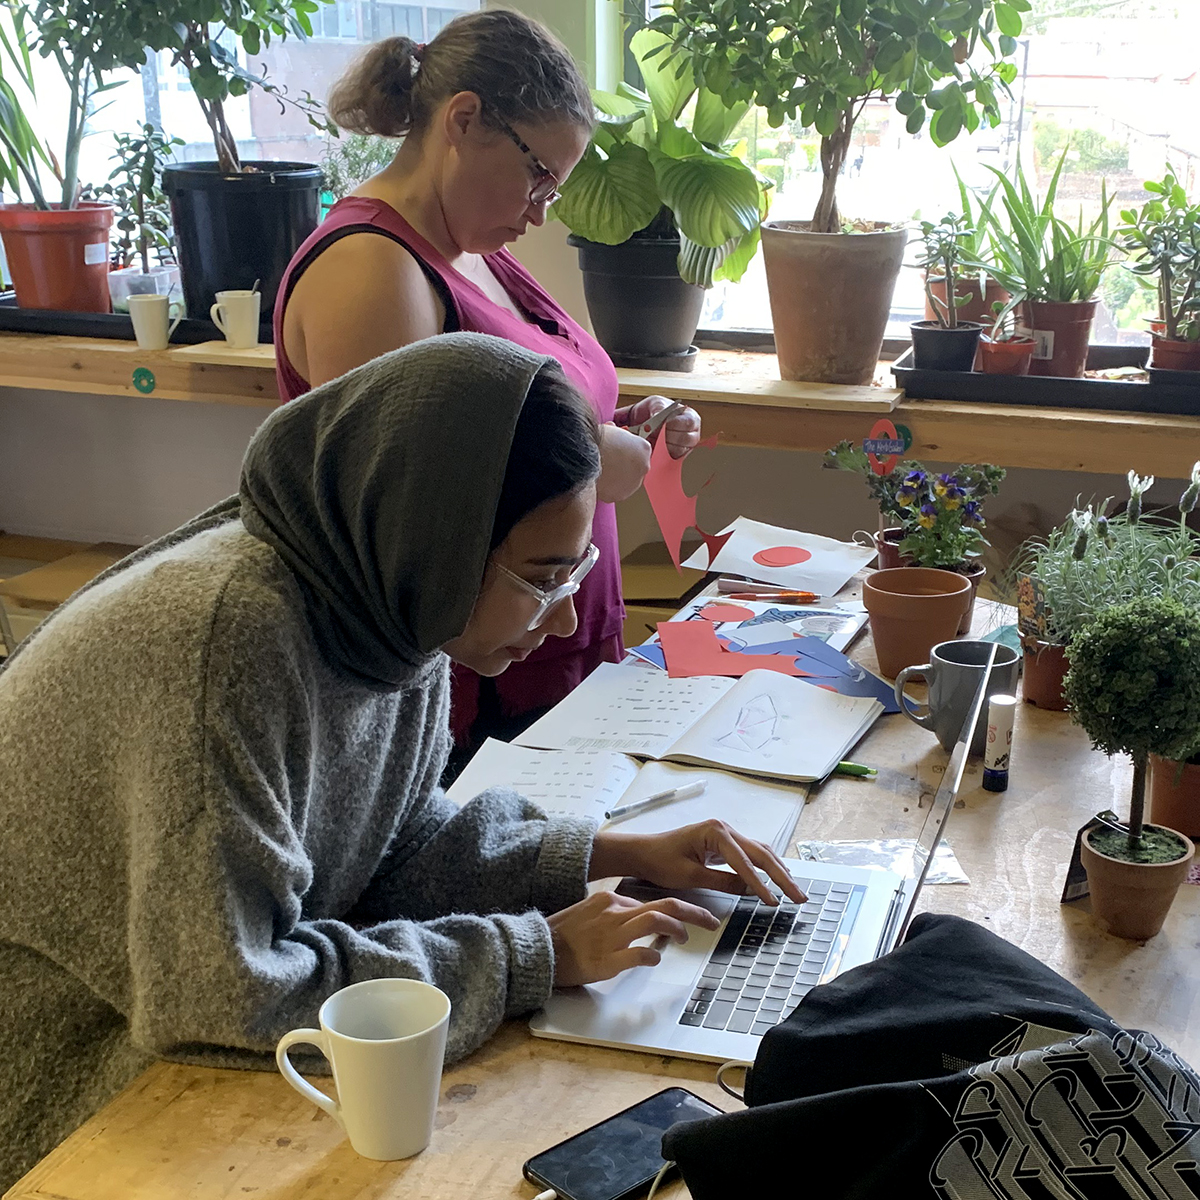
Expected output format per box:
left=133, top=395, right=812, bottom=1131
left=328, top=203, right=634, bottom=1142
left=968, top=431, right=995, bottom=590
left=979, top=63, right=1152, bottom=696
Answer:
left=446, top=738, right=641, bottom=820
left=514, top=661, right=735, bottom=758
left=682, top=517, right=876, bottom=595
left=605, top=761, right=806, bottom=855
left=666, top=669, right=883, bottom=782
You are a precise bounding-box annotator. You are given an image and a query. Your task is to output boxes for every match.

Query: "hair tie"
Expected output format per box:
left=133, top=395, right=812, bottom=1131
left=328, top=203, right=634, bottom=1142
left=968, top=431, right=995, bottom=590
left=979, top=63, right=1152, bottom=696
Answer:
left=413, top=42, right=426, bottom=61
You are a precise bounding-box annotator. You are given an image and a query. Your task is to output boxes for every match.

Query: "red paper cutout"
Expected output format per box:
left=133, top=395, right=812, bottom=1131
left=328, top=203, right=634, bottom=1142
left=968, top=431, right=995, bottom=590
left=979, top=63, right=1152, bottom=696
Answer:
left=642, top=431, right=733, bottom=571
left=657, top=621, right=815, bottom=679
left=698, top=604, right=756, bottom=623
left=867, top=417, right=900, bottom=477
left=752, top=546, right=813, bottom=568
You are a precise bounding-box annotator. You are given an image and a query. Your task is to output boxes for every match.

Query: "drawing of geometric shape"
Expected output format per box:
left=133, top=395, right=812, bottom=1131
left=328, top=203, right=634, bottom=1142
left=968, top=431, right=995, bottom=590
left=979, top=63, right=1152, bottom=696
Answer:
left=717, top=694, right=778, bottom=753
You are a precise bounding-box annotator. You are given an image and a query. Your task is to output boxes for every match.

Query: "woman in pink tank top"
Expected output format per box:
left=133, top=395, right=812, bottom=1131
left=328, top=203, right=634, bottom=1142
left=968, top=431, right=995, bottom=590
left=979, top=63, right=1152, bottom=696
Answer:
left=274, top=11, right=702, bottom=766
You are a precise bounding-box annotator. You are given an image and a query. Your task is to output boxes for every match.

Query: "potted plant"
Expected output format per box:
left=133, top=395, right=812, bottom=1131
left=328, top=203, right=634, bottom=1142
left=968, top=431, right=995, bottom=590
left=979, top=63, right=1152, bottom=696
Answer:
left=112, top=0, right=332, bottom=323
left=87, top=124, right=182, bottom=313
left=1014, top=468, right=1200, bottom=709
left=647, top=0, right=1023, bottom=384
left=979, top=297, right=1035, bottom=375
left=1064, top=596, right=1198, bottom=941
left=910, top=213, right=985, bottom=372
left=552, top=28, right=768, bottom=371
left=0, top=2, right=124, bottom=311
left=965, top=151, right=1117, bottom=378
left=824, top=441, right=1005, bottom=634
left=923, top=169, right=1008, bottom=329
left=1118, top=166, right=1200, bottom=375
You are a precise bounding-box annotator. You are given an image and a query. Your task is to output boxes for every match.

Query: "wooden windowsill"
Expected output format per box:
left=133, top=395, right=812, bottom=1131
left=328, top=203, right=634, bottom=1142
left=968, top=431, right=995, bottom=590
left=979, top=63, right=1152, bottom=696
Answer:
left=1, top=332, right=1197, bottom=478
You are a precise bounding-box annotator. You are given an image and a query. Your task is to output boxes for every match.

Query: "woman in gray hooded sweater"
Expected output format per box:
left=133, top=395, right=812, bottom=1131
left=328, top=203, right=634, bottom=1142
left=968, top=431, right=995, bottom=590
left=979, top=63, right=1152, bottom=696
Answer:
left=0, top=333, right=798, bottom=1186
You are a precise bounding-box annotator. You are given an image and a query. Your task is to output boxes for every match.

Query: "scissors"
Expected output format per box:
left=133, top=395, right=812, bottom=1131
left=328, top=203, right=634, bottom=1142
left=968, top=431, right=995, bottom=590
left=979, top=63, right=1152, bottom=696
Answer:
left=632, top=400, right=687, bottom=441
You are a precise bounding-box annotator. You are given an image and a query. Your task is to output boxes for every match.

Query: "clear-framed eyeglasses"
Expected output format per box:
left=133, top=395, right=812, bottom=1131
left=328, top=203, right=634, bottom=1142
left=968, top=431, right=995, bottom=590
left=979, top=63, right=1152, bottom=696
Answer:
left=494, top=115, right=561, bottom=206
left=493, top=542, right=599, bottom=631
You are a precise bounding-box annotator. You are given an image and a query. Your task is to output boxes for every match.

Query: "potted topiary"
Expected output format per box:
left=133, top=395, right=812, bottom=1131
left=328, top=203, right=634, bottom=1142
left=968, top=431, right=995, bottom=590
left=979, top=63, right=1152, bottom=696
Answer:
left=88, top=124, right=183, bottom=313
left=910, top=213, right=985, bottom=372
left=1117, top=165, right=1200, bottom=375
left=647, top=0, right=1023, bottom=385
left=978, top=297, right=1035, bottom=375
left=110, top=0, right=332, bottom=324
left=552, top=29, right=768, bottom=371
left=0, top=1, right=128, bottom=311
left=824, top=440, right=1005, bottom=634
left=1014, top=469, right=1200, bottom=709
left=1064, top=596, right=1198, bottom=940
left=964, top=151, right=1117, bottom=378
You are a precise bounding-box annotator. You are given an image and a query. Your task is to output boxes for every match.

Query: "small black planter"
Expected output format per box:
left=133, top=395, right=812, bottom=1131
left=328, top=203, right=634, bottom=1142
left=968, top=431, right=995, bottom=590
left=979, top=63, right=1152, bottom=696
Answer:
left=163, top=161, right=322, bottom=328
left=569, top=231, right=704, bottom=371
left=910, top=319, right=984, bottom=372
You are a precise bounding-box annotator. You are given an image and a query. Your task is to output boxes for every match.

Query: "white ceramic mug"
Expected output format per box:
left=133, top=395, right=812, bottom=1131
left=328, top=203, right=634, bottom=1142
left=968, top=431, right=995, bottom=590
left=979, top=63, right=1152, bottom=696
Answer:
left=275, top=978, right=451, bottom=1160
left=209, top=289, right=261, bottom=348
left=127, top=293, right=183, bottom=350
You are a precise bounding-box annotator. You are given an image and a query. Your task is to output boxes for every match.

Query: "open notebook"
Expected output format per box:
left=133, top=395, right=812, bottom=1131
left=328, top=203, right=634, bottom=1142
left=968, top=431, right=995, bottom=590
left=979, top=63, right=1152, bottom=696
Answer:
left=514, top=663, right=882, bottom=784
left=445, top=739, right=804, bottom=854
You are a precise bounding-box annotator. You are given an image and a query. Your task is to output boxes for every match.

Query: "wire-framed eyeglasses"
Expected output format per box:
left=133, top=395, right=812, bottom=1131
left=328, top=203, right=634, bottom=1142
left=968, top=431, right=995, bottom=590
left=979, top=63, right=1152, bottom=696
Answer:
left=494, top=116, right=561, bottom=206
left=492, top=543, right=599, bottom=631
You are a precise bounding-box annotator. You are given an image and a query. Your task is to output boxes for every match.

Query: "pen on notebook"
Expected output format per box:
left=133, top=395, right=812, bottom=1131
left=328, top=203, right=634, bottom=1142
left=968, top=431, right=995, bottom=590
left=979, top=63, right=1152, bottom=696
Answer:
left=834, top=760, right=878, bottom=778
left=604, top=779, right=708, bottom=823
left=728, top=591, right=819, bottom=603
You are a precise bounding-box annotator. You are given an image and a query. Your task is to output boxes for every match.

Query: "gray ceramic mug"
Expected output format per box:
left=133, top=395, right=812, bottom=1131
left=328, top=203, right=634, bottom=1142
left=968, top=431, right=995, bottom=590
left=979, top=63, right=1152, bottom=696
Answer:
left=895, top=640, right=1020, bottom=755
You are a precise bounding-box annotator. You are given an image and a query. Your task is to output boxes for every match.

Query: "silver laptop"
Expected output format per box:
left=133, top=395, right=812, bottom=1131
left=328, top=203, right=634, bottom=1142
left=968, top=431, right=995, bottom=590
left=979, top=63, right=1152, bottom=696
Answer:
left=531, top=656, right=996, bottom=1063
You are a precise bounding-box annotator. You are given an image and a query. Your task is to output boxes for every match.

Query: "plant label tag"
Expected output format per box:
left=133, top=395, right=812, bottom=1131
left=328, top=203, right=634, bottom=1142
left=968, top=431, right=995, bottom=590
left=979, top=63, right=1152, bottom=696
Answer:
left=1061, top=813, right=1115, bottom=903
left=83, top=242, right=107, bottom=266
left=1032, top=328, right=1055, bottom=360
left=1016, top=573, right=1049, bottom=639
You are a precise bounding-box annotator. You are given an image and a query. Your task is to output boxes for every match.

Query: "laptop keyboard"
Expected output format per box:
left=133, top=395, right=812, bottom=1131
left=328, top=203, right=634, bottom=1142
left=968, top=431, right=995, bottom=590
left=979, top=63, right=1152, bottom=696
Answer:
left=678, top=879, right=867, bottom=1036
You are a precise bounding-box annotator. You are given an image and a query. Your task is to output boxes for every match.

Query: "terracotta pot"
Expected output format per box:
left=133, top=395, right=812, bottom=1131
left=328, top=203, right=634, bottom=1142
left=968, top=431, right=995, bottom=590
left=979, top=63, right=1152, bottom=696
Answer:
left=761, top=221, right=907, bottom=384
left=874, top=528, right=906, bottom=569
left=1149, top=335, right=1200, bottom=372
left=1148, top=755, right=1200, bottom=838
left=862, top=567, right=972, bottom=678
left=0, top=202, right=113, bottom=311
left=924, top=275, right=1011, bottom=327
left=1025, top=299, right=1098, bottom=378
left=955, top=560, right=986, bottom=637
left=1080, top=825, right=1194, bottom=940
left=979, top=334, right=1035, bottom=376
left=1022, top=641, right=1069, bottom=710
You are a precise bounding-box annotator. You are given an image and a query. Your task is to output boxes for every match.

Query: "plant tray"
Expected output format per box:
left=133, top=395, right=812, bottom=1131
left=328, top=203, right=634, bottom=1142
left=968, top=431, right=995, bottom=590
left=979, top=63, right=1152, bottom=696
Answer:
left=0, top=299, right=273, bottom=345
left=891, top=347, right=1200, bottom=416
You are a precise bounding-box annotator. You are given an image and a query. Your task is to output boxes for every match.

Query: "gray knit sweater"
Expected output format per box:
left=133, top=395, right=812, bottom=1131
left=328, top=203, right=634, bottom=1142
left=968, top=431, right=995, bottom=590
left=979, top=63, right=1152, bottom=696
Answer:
left=0, top=339, right=598, bottom=1187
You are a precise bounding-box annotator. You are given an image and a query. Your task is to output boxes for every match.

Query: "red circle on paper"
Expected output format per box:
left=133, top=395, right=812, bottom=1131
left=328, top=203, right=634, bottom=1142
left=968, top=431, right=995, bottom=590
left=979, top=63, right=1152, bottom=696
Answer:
left=698, top=604, right=756, bottom=623
left=752, top=546, right=812, bottom=568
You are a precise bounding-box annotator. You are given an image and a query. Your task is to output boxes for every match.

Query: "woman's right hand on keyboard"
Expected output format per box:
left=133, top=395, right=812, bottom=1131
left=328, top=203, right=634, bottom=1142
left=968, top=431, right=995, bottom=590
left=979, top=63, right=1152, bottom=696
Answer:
left=547, top=891, right=720, bottom=987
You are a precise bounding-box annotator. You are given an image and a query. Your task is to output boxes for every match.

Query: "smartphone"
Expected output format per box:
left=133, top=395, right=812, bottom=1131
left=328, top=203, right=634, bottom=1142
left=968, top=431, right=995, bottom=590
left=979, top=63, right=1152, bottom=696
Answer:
left=522, top=1086, right=722, bottom=1200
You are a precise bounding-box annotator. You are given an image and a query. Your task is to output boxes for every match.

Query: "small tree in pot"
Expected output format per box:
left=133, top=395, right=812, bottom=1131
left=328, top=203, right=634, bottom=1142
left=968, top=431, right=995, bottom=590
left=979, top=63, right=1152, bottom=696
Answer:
left=1063, top=596, right=1198, bottom=940
left=645, top=0, right=1024, bottom=383
left=910, top=213, right=985, bottom=372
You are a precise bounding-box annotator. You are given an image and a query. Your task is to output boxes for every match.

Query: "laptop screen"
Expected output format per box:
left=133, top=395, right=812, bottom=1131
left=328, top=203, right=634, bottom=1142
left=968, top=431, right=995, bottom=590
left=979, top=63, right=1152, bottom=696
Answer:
left=896, top=646, right=999, bottom=940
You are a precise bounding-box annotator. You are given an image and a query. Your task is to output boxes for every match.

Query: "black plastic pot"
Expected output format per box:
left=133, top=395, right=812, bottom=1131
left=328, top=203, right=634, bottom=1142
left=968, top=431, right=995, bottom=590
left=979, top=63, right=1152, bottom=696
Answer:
left=568, top=232, right=704, bottom=371
left=910, top=320, right=984, bottom=372
left=163, top=161, right=322, bottom=327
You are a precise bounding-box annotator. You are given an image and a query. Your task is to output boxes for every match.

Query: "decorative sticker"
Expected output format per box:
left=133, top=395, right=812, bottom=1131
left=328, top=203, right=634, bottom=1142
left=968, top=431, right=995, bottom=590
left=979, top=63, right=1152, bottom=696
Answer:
left=132, top=367, right=156, bottom=394
left=752, top=546, right=813, bottom=567
left=864, top=417, right=905, bottom=476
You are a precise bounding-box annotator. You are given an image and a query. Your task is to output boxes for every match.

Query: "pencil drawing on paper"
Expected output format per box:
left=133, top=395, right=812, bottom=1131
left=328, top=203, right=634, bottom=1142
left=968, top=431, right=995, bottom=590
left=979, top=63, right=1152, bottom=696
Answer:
left=717, top=694, right=779, bottom=753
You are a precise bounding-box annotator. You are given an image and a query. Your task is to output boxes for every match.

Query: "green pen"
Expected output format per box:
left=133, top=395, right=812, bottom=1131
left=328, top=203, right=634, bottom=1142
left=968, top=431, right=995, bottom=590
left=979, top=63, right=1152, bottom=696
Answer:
left=834, top=760, right=878, bottom=777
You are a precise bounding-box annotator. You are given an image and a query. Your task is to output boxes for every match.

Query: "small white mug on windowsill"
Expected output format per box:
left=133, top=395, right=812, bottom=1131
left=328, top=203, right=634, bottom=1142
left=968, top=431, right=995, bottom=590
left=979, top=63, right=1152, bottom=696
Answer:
left=210, top=289, right=261, bottom=349
left=127, top=293, right=183, bottom=351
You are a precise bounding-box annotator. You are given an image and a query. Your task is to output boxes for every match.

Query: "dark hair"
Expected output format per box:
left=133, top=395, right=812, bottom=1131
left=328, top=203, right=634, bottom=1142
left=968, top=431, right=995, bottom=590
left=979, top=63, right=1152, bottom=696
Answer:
left=490, top=366, right=600, bottom=550
left=327, top=9, right=594, bottom=140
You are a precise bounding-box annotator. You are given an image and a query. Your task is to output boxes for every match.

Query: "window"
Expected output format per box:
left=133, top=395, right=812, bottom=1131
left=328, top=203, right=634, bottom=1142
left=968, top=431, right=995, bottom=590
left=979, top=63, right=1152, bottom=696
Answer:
left=697, top=3, right=1199, bottom=345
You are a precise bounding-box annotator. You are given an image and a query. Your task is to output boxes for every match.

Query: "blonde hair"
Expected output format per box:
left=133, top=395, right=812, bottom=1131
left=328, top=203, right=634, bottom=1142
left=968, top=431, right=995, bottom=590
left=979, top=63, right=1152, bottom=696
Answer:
left=327, top=9, right=594, bottom=139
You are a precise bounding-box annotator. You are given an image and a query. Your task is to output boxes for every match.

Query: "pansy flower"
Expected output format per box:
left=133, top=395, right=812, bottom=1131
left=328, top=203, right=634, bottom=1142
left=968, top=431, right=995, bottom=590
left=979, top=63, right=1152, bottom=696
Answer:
left=917, top=502, right=938, bottom=529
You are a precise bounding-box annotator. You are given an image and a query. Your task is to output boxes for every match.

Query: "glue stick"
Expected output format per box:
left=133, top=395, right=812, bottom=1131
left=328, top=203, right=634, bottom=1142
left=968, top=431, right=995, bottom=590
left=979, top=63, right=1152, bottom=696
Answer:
left=983, top=694, right=1017, bottom=793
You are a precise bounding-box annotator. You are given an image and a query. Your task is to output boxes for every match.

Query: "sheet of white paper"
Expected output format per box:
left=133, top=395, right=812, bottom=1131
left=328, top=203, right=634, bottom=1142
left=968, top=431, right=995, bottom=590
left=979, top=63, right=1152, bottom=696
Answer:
left=515, top=662, right=735, bottom=758
left=606, top=761, right=805, bottom=854
left=667, top=669, right=882, bottom=782
left=446, top=739, right=640, bottom=819
left=682, top=517, right=877, bottom=594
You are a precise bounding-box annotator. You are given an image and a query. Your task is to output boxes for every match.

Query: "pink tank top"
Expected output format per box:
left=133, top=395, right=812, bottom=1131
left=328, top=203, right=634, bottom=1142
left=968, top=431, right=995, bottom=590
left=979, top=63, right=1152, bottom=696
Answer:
left=273, top=197, right=625, bottom=719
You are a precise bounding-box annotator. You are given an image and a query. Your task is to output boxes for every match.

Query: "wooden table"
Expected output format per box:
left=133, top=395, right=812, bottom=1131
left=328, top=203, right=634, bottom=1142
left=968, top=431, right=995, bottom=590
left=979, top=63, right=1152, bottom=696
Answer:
left=9, top=601, right=1198, bottom=1200
left=2, top=333, right=1199, bottom=478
